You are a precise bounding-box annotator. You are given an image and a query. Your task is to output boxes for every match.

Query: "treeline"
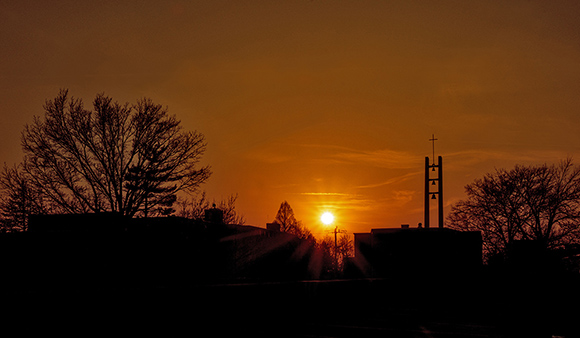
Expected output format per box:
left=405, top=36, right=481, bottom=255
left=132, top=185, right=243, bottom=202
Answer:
left=0, top=90, right=350, bottom=275
left=448, top=158, right=580, bottom=271
left=270, top=200, right=353, bottom=274
left=0, top=90, right=216, bottom=231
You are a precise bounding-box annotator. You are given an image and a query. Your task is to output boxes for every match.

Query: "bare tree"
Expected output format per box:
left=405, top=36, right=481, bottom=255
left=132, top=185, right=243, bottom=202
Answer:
left=16, top=89, right=210, bottom=217
left=219, top=194, right=246, bottom=225
left=337, top=233, right=353, bottom=262
left=0, top=164, right=48, bottom=231
left=447, top=159, right=580, bottom=261
left=176, top=192, right=246, bottom=225
left=317, top=235, right=336, bottom=275
left=273, top=201, right=313, bottom=240
left=177, top=191, right=210, bottom=220
left=317, top=233, right=352, bottom=274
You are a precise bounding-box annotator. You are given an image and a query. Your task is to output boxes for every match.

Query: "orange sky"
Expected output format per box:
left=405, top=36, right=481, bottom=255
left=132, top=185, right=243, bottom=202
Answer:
left=1, top=1, right=580, bottom=237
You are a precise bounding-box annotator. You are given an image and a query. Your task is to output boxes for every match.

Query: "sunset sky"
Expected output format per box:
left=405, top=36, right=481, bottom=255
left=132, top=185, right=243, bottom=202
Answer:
left=1, top=1, right=580, bottom=237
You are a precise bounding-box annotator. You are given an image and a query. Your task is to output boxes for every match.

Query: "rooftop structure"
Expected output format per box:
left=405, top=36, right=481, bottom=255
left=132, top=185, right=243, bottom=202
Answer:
left=350, top=224, right=482, bottom=278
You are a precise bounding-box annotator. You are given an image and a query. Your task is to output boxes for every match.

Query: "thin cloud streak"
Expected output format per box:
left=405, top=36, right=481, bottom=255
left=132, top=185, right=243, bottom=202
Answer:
left=445, top=149, right=577, bottom=170
left=299, top=192, right=358, bottom=197
left=357, top=172, right=420, bottom=189
left=243, top=143, right=423, bottom=170
left=299, top=191, right=376, bottom=212
left=330, top=148, right=422, bottom=169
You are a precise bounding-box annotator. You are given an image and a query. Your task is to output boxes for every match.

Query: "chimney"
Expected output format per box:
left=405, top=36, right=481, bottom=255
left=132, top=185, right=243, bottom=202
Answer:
left=266, top=222, right=280, bottom=232
left=204, top=204, right=224, bottom=224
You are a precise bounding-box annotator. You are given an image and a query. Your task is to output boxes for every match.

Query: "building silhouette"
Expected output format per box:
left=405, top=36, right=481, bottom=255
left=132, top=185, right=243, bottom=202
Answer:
left=0, top=211, right=319, bottom=293
left=349, top=224, right=482, bottom=278
left=0, top=203, right=484, bottom=295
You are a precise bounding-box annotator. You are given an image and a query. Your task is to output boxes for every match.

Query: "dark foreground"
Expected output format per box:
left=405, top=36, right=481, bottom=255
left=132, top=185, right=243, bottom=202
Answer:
left=2, top=276, right=579, bottom=337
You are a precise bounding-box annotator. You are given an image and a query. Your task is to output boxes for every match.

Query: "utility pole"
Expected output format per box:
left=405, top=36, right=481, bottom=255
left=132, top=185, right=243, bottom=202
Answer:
left=330, top=225, right=346, bottom=270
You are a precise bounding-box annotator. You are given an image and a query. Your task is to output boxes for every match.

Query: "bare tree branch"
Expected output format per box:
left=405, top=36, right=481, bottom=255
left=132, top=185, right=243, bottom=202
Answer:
left=13, top=89, right=211, bottom=218
left=447, top=159, right=580, bottom=262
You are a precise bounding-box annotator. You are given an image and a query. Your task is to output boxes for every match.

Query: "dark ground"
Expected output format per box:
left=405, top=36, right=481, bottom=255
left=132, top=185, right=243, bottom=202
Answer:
left=2, top=276, right=578, bottom=337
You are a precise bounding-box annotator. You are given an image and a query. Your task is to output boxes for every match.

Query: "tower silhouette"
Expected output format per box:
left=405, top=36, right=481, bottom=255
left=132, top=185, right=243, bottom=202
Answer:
left=424, top=135, right=443, bottom=228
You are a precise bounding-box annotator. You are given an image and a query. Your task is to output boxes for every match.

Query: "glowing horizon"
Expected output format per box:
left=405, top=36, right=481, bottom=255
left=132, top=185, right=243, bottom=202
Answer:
left=2, top=1, right=580, bottom=235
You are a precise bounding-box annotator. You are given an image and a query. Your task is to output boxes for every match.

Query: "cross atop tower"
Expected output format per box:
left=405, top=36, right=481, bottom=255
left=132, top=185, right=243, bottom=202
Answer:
left=429, top=134, right=438, bottom=165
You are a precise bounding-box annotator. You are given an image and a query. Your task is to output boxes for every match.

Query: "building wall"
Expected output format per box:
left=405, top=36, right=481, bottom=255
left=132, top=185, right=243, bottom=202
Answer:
left=1, top=213, right=320, bottom=292
left=351, top=228, right=482, bottom=278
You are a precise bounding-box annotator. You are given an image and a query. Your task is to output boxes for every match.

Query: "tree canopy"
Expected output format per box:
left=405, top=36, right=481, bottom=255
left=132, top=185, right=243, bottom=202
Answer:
left=1, top=89, right=211, bottom=225
left=447, top=159, right=580, bottom=261
left=273, top=201, right=313, bottom=240
left=176, top=192, right=246, bottom=225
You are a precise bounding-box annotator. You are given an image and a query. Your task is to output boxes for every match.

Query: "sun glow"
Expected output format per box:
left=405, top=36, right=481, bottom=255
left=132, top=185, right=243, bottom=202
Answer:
left=320, top=212, right=335, bottom=226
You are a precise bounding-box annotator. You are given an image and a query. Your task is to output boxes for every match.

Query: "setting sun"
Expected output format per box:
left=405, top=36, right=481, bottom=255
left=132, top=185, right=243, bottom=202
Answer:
left=320, top=212, right=335, bottom=226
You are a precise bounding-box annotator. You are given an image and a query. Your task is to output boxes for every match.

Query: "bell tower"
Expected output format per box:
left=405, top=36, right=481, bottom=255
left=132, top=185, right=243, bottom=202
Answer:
left=424, top=135, right=443, bottom=228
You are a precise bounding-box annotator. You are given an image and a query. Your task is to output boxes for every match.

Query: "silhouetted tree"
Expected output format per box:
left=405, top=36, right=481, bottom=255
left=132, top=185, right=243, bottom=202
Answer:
left=317, top=235, right=336, bottom=275
left=0, top=164, right=48, bottom=231
left=177, top=191, right=209, bottom=220
left=447, top=159, right=580, bottom=262
left=15, top=89, right=210, bottom=217
left=337, top=233, right=353, bottom=264
left=219, top=194, right=246, bottom=225
left=124, top=165, right=177, bottom=217
left=177, top=192, right=246, bottom=225
left=273, top=201, right=313, bottom=240
left=319, top=233, right=353, bottom=273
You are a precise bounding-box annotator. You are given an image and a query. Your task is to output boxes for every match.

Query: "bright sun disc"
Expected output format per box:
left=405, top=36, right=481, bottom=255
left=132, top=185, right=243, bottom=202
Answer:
left=321, top=212, right=334, bottom=225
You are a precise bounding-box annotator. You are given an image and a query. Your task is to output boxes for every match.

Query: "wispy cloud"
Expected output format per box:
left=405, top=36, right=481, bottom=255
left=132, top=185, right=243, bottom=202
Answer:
left=392, top=190, right=416, bottom=205
left=243, top=143, right=425, bottom=170
left=298, top=191, right=375, bottom=212
left=330, top=148, right=422, bottom=169
left=313, top=197, right=376, bottom=212
left=357, top=172, right=420, bottom=189
left=445, top=149, right=577, bottom=170
left=299, top=192, right=357, bottom=197
left=243, top=145, right=293, bottom=164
